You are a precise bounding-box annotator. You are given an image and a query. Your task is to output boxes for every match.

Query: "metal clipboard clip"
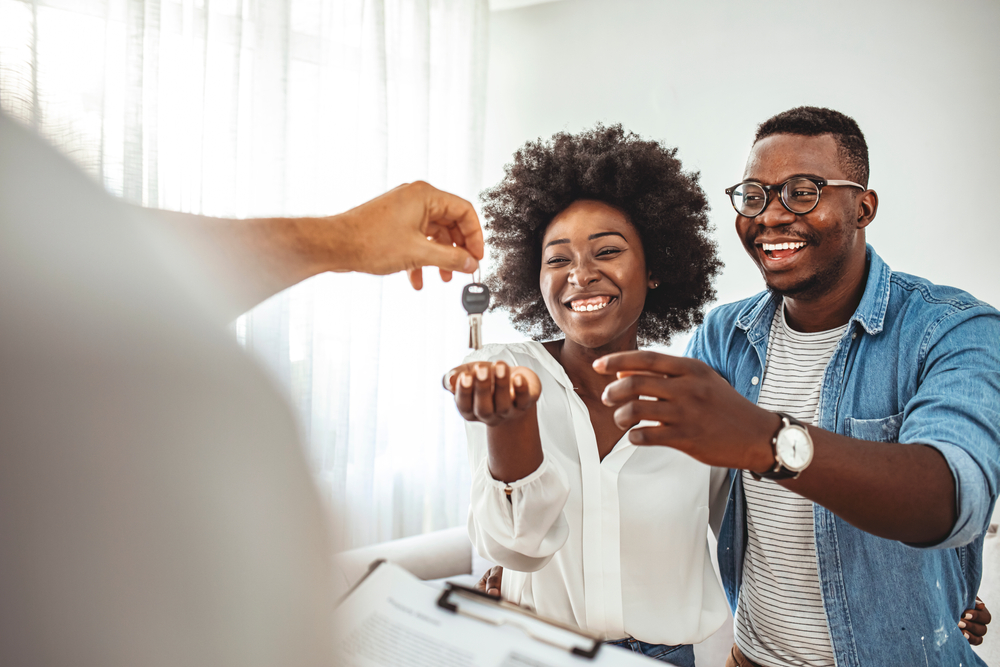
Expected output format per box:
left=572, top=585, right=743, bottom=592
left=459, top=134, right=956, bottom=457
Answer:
left=436, top=582, right=602, bottom=659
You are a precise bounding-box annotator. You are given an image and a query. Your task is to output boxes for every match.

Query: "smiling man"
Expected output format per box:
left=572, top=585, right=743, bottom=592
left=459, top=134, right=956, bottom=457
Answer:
left=597, top=107, right=999, bottom=666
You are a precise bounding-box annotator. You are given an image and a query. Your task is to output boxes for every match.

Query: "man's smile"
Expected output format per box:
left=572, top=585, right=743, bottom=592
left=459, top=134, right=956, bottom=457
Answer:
left=755, top=239, right=809, bottom=265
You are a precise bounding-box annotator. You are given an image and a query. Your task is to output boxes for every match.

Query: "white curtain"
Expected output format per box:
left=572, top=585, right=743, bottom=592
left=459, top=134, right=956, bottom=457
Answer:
left=0, top=0, right=489, bottom=550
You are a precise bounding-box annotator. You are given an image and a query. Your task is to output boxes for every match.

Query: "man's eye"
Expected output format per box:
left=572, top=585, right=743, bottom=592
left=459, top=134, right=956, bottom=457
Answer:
left=744, top=194, right=764, bottom=202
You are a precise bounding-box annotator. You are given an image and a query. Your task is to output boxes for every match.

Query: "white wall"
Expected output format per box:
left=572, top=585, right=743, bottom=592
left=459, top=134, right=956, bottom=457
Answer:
left=481, top=0, right=1000, bottom=354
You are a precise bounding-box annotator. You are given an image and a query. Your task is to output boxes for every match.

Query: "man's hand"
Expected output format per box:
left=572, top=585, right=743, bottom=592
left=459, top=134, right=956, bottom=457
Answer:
left=961, top=596, right=991, bottom=646
left=337, top=181, right=484, bottom=290
left=152, top=181, right=484, bottom=320
left=594, top=351, right=778, bottom=472
left=475, top=565, right=503, bottom=598
left=594, top=350, right=957, bottom=544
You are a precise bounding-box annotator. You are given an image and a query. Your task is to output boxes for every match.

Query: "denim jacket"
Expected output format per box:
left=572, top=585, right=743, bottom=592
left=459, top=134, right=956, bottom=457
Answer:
left=687, top=245, right=1000, bottom=666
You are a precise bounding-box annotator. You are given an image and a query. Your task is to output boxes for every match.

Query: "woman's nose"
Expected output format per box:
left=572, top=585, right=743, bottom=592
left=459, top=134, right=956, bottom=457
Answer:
left=568, top=259, right=600, bottom=286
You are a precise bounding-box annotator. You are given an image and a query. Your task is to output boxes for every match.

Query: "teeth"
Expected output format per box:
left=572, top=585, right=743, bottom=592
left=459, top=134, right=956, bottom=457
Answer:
left=571, top=299, right=611, bottom=313
left=762, top=241, right=806, bottom=252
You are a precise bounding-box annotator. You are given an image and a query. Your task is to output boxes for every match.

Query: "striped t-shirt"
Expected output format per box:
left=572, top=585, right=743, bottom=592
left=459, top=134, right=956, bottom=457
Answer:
left=734, top=304, right=849, bottom=667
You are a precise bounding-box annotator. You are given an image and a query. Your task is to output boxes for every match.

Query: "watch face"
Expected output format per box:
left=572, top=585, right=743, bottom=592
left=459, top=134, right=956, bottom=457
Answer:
left=776, top=425, right=813, bottom=471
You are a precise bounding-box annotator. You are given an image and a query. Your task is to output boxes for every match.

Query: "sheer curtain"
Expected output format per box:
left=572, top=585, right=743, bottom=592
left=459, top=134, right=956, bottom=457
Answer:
left=0, top=0, right=489, bottom=549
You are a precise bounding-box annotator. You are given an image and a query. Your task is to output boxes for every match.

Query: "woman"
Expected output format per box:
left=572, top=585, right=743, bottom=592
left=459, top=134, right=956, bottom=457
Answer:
left=444, top=124, right=724, bottom=666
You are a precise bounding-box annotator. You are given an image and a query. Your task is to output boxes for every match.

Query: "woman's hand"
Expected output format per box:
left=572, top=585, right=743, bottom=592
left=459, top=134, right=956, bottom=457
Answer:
left=960, top=596, right=991, bottom=645
left=475, top=565, right=504, bottom=598
left=444, top=361, right=541, bottom=426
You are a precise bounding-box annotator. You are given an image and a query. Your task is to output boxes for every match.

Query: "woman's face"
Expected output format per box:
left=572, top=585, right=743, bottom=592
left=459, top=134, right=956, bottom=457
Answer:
left=539, top=200, right=651, bottom=349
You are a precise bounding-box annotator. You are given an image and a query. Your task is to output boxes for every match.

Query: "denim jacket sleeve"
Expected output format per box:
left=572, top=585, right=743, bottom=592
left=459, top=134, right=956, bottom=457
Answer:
left=895, top=305, right=1000, bottom=549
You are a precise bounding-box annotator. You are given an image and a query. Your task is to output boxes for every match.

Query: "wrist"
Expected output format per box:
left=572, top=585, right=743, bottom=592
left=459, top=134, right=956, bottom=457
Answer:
left=752, top=412, right=815, bottom=480
left=306, top=212, right=363, bottom=274
left=749, top=410, right=784, bottom=474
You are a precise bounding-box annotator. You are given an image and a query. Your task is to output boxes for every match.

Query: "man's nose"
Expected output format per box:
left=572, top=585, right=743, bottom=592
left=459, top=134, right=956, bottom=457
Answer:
left=755, top=192, right=796, bottom=227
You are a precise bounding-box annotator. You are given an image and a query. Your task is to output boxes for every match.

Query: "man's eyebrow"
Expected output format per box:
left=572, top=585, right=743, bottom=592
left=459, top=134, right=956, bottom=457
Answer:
left=544, top=231, right=627, bottom=249
left=743, top=173, right=825, bottom=183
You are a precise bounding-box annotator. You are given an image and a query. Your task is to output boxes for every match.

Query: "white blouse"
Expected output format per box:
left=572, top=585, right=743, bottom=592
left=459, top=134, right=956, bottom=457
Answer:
left=465, top=341, right=730, bottom=645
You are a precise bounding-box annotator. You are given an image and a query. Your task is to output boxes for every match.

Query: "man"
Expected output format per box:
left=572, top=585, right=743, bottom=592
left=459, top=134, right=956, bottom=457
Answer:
left=598, top=107, right=998, bottom=666
left=0, top=111, right=481, bottom=667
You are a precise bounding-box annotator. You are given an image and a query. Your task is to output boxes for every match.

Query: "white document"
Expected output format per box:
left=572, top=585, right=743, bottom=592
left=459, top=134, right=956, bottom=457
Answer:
left=332, top=562, right=663, bottom=667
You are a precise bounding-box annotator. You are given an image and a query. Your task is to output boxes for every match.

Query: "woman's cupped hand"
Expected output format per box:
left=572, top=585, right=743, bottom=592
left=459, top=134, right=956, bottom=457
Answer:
left=443, top=361, right=541, bottom=426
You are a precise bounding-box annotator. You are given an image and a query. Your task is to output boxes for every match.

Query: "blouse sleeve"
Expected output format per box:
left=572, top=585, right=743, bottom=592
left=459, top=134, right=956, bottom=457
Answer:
left=466, top=421, right=571, bottom=572
left=462, top=346, right=571, bottom=572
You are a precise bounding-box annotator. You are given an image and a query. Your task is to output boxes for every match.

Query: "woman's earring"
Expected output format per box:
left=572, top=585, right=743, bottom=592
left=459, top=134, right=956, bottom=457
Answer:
left=650, top=281, right=660, bottom=289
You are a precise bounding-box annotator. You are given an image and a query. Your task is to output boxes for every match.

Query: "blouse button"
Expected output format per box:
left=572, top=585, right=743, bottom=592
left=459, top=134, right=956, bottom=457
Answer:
left=751, top=376, right=759, bottom=385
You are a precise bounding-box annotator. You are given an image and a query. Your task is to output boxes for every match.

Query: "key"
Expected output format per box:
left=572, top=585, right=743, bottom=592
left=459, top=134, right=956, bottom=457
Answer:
left=462, top=282, right=491, bottom=350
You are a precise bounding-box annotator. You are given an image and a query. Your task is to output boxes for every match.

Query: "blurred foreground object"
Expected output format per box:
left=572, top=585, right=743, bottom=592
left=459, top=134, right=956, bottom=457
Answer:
left=0, top=112, right=482, bottom=667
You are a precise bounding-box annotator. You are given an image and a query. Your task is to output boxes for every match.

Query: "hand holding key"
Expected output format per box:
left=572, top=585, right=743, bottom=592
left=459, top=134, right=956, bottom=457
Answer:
left=443, top=361, right=541, bottom=427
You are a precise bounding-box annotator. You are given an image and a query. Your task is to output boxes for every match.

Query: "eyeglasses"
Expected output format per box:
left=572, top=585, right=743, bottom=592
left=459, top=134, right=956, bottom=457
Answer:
left=725, top=177, right=865, bottom=218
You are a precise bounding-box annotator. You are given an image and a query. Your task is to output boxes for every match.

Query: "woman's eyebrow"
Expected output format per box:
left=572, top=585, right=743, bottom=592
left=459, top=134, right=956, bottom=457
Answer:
left=589, top=231, right=626, bottom=241
left=543, top=231, right=627, bottom=249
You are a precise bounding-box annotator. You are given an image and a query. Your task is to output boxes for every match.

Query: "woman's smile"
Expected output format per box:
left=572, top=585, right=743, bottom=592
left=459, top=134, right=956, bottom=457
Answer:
left=566, top=295, right=617, bottom=312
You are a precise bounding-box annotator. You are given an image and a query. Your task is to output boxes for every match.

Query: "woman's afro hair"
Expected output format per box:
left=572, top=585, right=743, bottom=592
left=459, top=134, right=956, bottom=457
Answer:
left=481, top=123, right=722, bottom=345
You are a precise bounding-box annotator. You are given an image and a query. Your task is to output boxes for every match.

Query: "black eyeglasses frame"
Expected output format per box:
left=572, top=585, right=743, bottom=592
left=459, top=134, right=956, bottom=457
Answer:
left=725, top=177, right=866, bottom=218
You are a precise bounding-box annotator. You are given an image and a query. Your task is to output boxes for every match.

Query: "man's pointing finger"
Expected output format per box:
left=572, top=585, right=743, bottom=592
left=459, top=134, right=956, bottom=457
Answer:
left=593, top=350, right=691, bottom=376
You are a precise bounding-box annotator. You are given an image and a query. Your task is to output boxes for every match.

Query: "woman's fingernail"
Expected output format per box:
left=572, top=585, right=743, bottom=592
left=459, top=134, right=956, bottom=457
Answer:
left=461, top=373, right=473, bottom=388
left=513, top=374, right=523, bottom=388
left=965, top=612, right=974, bottom=620
left=964, top=631, right=970, bottom=639
left=959, top=620, right=966, bottom=628
left=475, top=365, right=488, bottom=381
left=495, top=363, right=506, bottom=379
left=442, top=370, right=456, bottom=390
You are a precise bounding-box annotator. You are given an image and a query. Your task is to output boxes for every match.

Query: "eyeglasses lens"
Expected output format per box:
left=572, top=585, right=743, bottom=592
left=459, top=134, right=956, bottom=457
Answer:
left=781, top=178, right=820, bottom=213
left=732, top=183, right=766, bottom=217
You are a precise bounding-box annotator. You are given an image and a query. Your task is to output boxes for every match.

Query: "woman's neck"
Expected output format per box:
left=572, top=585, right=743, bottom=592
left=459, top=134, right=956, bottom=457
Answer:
left=545, top=330, right=639, bottom=400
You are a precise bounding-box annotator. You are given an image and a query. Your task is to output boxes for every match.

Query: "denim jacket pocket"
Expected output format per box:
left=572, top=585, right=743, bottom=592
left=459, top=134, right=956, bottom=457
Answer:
left=844, top=411, right=904, bottom=443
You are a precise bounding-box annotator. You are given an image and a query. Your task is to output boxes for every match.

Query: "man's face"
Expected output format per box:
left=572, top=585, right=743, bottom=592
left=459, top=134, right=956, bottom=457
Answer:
left=736, top=133, right=866, bottom=300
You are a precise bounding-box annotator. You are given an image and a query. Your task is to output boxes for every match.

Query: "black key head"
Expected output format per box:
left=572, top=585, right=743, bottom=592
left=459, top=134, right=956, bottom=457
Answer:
left=462, top=283, right=491, bottom=314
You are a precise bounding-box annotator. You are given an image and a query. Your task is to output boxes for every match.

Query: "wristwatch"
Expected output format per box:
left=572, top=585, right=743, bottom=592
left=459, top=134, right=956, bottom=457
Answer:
left=751, top=413, right=814, bottom=481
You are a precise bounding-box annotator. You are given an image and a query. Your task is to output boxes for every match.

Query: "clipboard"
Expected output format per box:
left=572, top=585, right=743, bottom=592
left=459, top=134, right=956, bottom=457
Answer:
left=333, top=560, right=653, bottom=667
left=437, top=581, right=603, bottom=659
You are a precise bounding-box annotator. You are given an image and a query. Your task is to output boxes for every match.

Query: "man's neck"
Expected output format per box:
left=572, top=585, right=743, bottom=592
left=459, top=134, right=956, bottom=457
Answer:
left=783, top=255, right=869, bottom=333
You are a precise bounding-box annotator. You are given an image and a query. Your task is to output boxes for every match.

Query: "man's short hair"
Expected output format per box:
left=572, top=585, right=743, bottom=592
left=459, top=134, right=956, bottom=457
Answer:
left=755, top=106, right=870, bottom=187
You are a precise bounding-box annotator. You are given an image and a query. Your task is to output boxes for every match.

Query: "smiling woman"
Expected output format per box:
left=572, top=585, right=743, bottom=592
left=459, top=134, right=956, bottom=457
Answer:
left=483, top=124, right=721, bottom=343
left=443, top=125, right=725, bottom=666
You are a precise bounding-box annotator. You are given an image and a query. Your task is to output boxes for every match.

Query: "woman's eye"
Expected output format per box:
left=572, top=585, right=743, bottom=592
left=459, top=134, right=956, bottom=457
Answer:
left=597, top=247, right=622, bottom=257
left=545, top=256, right=569, bottom=265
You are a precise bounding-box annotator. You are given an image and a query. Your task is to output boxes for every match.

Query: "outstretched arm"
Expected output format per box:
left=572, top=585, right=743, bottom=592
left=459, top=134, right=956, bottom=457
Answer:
left=152, top=181, right=483, bottom=320
left=596, top=351, right=958, bottom=545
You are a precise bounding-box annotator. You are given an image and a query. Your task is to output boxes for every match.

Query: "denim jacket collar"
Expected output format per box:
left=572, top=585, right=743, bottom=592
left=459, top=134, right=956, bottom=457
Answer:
left=734, top=244, right=891, bottom=336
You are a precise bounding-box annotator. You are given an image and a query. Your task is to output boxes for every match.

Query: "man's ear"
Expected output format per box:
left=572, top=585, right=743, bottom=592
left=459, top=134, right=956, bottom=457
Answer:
left=856, top=189, right=878, bottom=229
